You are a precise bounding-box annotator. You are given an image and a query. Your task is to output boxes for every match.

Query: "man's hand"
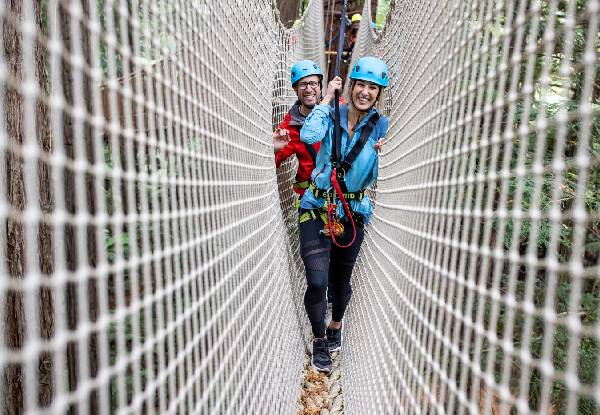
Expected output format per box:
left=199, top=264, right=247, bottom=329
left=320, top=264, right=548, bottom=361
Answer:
left=321, top=76, right=343, bottom=105
left=273, top=128, right=291, bottom=152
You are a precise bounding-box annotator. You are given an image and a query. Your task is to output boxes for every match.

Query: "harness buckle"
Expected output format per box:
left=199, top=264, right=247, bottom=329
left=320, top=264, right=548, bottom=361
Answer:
left=340, top=161, right=351, bottom=174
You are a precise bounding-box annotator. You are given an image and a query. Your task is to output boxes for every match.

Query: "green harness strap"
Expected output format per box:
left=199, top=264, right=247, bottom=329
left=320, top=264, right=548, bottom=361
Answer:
left=299, top=208, right=328, bottom=224
left=293, top=180, right=310, bottom=190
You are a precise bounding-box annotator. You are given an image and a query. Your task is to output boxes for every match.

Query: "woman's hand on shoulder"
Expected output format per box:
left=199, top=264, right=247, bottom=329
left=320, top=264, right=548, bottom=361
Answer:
left=374, top=118, right=389, bottom=153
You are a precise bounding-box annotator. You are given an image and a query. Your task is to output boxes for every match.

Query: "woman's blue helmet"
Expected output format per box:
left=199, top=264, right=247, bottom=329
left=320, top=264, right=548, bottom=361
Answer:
left=290, top=60, right=323, bottom=86
left=350, top=56, right=389, bottom=88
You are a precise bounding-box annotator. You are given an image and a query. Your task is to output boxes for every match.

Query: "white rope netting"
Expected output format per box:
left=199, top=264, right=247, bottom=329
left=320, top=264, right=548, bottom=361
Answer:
left=344, top=1, right=599, bottom=414
left=0, top=0, right=323, bottom=413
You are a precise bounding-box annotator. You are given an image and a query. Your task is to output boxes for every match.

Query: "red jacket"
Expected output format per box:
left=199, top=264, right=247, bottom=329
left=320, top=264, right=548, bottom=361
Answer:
left=275, top=102, right=320, bottom=196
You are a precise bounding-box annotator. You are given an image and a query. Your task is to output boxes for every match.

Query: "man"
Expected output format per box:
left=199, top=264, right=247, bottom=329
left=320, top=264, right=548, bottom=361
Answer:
left=349, top=13, right=361, bottom=47
left=273, top=60, right=324, bottom=198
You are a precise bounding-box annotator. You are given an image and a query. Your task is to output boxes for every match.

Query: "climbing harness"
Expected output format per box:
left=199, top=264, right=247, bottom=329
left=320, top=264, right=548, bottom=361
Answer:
left=293, top=180, right=310, bottom=192
left=324, top=108, right=379, bottom=247
left=324, top=110, right=380, bottom=248
left=337, top=112, right=380, bottom=185
left=308, top=182, right=364, bottom=201
left=315, top=2, right=384, bottom=248
left=298, top=204, right=364, bottom=238
left=322, top=0, right=354, bottom=248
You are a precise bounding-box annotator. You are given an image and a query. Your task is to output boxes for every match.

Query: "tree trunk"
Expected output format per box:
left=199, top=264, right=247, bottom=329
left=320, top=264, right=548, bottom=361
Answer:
left=33, top=0, right=56, bottom=409
left=57, top=1, right=101, bottom=413
left=371, top=0, right=378, bottom=21
left=3, top=0, right=55, bottom=413
left=3, top=1, right=26, bottom=412
left=277, top=0, right=300, bottom=28
left=80, top=1, right=101, bottom=413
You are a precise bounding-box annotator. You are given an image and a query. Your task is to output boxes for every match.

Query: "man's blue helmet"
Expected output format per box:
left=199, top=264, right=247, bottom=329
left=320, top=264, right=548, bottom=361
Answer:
left=350, top=56, right=389, bottom=88
left=290, top=60, right=323, bottom=86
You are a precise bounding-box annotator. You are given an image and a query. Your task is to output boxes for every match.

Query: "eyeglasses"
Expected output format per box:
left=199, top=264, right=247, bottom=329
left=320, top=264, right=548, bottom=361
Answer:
left=298, top=81, right=320, bottom=90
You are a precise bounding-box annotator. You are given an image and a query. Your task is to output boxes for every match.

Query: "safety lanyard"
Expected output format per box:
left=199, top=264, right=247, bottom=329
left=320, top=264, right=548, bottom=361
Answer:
left=327, top=0, right=357, bottom=249
left=332, top=0, right=347, bottom=168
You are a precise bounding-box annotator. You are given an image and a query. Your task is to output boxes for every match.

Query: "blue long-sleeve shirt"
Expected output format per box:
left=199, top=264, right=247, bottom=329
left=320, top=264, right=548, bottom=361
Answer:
left=299, top=103, right=389, bottom=224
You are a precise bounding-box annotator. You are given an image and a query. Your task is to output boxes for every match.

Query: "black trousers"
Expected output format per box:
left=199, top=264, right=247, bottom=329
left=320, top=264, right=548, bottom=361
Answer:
left=299, top=209, right=365, bottom=338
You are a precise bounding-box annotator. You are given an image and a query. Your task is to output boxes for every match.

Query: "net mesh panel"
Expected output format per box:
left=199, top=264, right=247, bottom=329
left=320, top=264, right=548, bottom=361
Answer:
left=0, top=0, right=598, bottom=414
left=273, top=0, right=327, bottom=348
left=344, top=0, right=600, bottom=414
left=0, top=0, right=323, bottom=413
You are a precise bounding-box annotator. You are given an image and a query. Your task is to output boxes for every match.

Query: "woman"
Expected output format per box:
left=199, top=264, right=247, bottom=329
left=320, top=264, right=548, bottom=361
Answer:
left=299, top=57, right=389, bottom=372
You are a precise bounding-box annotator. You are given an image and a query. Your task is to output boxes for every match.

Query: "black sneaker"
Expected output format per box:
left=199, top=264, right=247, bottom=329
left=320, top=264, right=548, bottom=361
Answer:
left=311, top=338, right=332, bottom=373
left=326, top=326, right=342, bottom=352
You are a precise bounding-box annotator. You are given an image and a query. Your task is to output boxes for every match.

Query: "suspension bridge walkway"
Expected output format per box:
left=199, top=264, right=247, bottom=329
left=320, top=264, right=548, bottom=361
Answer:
left=0, top=0, right=598, bottom=414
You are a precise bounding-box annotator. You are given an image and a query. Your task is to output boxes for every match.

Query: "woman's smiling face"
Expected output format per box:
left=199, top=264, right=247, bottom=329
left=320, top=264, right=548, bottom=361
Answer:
left=351, top=80, right=380, bottom=111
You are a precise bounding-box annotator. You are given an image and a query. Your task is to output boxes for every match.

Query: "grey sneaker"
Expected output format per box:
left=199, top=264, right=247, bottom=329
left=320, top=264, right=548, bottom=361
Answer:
left=311, top=338, right=332, bottom=373
left=326, top=325, right=342, bottom=352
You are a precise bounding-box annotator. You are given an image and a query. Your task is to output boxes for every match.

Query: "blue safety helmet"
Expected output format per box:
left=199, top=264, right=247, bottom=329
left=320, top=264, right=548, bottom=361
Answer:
left=350, top=56, right=389, bottom=88
left=290, top=60, right=323, bottom=87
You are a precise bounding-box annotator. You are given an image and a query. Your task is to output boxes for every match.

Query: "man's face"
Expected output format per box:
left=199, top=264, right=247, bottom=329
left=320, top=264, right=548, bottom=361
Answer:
left=295, top=75, right=321, bottom=108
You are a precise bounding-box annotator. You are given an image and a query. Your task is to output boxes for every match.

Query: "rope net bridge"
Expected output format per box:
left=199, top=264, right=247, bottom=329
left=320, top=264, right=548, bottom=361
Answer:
left=0, top=0, right=598, bottom=414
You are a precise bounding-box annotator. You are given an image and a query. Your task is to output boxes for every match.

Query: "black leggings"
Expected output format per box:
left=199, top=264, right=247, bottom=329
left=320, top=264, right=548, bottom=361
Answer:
left=299, top=209, right=365, bottom=338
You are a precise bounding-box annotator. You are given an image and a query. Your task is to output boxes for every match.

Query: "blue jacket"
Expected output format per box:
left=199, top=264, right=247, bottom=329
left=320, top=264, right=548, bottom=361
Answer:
left=299, top=103, right=388, bottom=224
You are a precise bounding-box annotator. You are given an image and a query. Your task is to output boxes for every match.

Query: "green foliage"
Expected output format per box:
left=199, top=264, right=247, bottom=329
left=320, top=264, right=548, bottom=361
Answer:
left=108, top=314, right=148, bottom=409
left=97, top=0, right=179, bottom=78
left=479, top=275, right=598, bottom=414
left=469, top=1, right=600, bottom=413
left=105, top=230, right=131, bottom=263
left=375, top=0, right=391, bottom=28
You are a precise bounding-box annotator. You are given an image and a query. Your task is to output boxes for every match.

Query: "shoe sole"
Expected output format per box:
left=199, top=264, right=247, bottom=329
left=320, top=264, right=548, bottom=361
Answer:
left=327, top=327, right=343, bottom=353
left=311, top=361, right=332, bottom=373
